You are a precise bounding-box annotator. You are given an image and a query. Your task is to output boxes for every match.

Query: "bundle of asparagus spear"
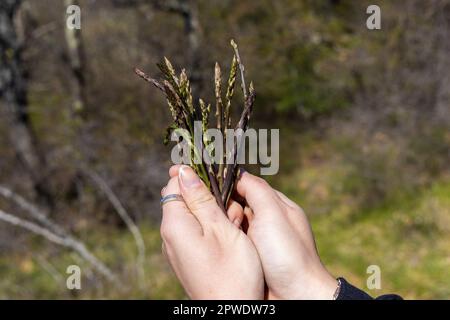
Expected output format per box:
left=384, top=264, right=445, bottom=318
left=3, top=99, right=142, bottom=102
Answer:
left=135, top=40, right=255, bottom=213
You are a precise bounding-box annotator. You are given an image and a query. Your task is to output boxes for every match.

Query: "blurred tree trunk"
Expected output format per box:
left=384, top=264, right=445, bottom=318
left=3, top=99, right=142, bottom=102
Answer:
left=64, top=0, right=87, bottom=118
left=153, top=0, right=203, bottom=92
left=113, top=0, right=203, bottom=92
left=0, top=0, right=53, bottom=207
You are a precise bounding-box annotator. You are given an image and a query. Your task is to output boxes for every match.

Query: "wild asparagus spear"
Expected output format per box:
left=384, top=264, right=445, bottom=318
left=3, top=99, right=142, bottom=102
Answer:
left=135, top=40, right=254, bottom=213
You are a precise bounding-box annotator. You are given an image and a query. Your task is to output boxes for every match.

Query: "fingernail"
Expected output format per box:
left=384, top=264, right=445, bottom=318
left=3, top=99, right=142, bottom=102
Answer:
left=179, top=165, right=202, bottom=189
left=233, top=217, right=241, bottom=227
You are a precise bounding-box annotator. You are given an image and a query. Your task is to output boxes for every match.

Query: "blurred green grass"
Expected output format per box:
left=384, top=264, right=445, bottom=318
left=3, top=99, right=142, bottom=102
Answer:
left=313, top=180, right=450, bottom=299
left=272, top=132, right=450, bottom=299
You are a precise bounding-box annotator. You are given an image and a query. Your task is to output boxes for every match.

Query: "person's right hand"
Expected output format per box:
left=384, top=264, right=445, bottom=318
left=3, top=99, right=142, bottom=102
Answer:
left=234, top=171, right=338, bottom=300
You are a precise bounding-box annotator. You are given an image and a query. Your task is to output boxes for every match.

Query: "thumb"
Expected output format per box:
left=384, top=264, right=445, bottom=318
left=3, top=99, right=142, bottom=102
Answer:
left=178, top=165, right=227, bottom=227
left=235, top=171, right=282, bottom=215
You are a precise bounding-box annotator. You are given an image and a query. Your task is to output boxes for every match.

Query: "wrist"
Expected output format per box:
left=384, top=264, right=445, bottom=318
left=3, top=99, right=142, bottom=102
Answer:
left=313, top=272, right=339, bottom=300
left=293, top=269, right=339, bottom=300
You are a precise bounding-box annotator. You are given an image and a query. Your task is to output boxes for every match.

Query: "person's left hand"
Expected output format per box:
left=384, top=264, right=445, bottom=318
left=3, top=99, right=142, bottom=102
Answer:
left=160, top=165, right=264, bottom=299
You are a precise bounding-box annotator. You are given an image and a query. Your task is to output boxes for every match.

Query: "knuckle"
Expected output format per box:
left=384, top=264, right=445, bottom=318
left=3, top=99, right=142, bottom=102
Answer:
left=253, top=176, right=270, bottom=189
left=285, top=199, right=302, bottom=212
left=160, top=222, right=176, bottom=242
left=164, top=177, right=180, bottom=193
left=189, top=192, right=215, bottom=211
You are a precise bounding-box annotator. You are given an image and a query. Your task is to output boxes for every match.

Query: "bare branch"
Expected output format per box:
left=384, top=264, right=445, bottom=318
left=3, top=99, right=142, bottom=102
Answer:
left=0, top=185, right=65, bottom=236
left=0, top=208, right=67, bottom=245
left=83, top=169, right=146, bottom=283
left=34, top=254, right=64, bottom=284
left=0, top=208, right=116, bottom=282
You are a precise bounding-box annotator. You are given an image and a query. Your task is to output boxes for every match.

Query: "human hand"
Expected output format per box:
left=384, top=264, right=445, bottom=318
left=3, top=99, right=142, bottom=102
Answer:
left=234, top=171, right=338, bottom=300
left=160, top=165, right=264, bottom=299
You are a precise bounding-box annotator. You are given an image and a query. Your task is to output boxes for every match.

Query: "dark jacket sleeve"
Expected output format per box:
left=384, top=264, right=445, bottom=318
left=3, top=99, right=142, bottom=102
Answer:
left=336, top=277, right=403, bottom=300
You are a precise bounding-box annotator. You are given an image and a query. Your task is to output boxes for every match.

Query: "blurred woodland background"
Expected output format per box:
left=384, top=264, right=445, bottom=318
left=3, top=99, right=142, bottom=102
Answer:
left=0, top=0, right=449, bottom=299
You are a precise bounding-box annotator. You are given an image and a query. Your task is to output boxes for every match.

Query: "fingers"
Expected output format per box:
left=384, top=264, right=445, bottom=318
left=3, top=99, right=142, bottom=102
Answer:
left=274, top=190, right=300, bottom=210
left=243, top=205, right=255, bottom=223
left=169, top=164, right=182, bottom=178
left=173, top=167, right=287, bottom=223
left=160, top=176, right=203, bottom=246
left=234, top=171, right=283, bottom=215
left=226, top=198, right=244, bottom=227
left=178, top=165, right=228, bottom=228
left=170, top=165, right=243, bottom=228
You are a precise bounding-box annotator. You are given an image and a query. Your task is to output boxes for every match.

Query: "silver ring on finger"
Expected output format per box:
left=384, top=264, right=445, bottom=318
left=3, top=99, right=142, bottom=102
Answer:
left=160, top=194, right=184, bottom=206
